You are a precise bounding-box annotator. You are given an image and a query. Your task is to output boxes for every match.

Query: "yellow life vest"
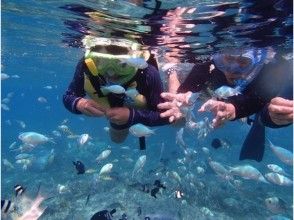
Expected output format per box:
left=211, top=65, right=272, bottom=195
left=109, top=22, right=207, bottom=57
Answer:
left=84, top=58, right=147, bottom=109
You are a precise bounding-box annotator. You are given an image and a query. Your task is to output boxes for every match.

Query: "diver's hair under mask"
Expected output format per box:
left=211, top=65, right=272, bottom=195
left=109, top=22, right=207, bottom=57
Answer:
left=91, top=45, right=130, bottom=55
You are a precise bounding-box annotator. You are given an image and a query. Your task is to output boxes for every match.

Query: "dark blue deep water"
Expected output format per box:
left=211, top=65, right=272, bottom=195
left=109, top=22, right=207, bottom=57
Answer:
left=1, top=0, right=293, bottom=219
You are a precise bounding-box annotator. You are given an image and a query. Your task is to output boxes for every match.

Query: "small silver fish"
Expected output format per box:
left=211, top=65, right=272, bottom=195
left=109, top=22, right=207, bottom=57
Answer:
left=129, top=123, right=155, bottom=137
left=2, top=98, right=10, bottom=104
left=208, top=159, right=232, bottom=180
left=229, top=164, right=268, bottom=183
left=9, top=141, right=17, bottom=149
left=265, top=197, right=287, bottom=214
left=176, top=128, right=187, bottom=150
left=265, top=172, right=293, bottom=186
left=18, top=132, right=55, bottom=147
left=1, top=73, right=10, bottom=80
left=120, top=57, right=148, bottom=69
left=78, top=133, right=90, bottom=146
left=15, top=153, right=33, bottom=160
left=11, top=75, right=20, bottom=79
left=1, top=103, right=10, bottom=111
left=16, top=120, right=26, bottom=129
left=267, top=164, right=289, bottom=176
left=37, top=97, right=48, bottom=103
left=214, top=86, right=241, bottom=99
left=96, top=150, right=111, bottom=163
left=99, top=163, right=113, bottom=176
left=101, top=85, right=125, bottom=94
left=3, top=159, right=14, bottom=169
left=267, top=138, right=293, bottom=166
left=132, top=155, right=146, bottom=178
left=43, top=85, right=53, bottom=89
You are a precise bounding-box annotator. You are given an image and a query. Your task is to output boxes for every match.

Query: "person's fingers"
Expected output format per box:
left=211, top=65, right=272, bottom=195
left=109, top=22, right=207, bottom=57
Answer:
left=268, top=104, right=293, bottom=114
left=160, top=109, right=176, bottom=118
left=105, top=109, right=112, bottom=116
left=271, top=117, right=291, bottom=125
left=199, top=99, right=220, bottom=112
left=198, top=100, right=212, bottom=112
left=157, top=101, right=176, bottom=110
left=216, top=111, right=228, bottom=119
left=212, top=116, right=226, bottom=128
left=82, top=109, right=96, bottom=116
left=175, top=111, right=183, bottom=120
left=160, top=92, right=178, bottom=101
left=86, top=105, right=105, bottom=116
left=169, top=116, right=175, bottom=123
left=270, top=112, right=293, bottom=124
left=271, top=97, right=293, bottom=107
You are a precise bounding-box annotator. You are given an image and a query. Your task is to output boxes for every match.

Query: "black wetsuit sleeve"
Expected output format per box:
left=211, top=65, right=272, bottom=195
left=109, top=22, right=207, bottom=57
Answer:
left=128, top=65, right=170, bottom=127
left=227, top=57, right=292, bottom=119
left=259, top=69, right=293, bottom=128
left=177, top=62, right=211, bottom=93
left=63, top=59, right=86, bottom=114
left=227, top=91, right=265, bottom=119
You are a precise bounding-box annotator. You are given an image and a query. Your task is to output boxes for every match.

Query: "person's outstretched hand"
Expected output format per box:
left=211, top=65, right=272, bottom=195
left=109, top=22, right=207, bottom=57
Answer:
left=157, top=91, right=193, bottom=123
left=268, top=97, right=293, bottom=125
left=76, top=98, right=106, bottom=117
left=106, top=107, right=130, bottom=125
left=198, top=99, right=236, bottom=128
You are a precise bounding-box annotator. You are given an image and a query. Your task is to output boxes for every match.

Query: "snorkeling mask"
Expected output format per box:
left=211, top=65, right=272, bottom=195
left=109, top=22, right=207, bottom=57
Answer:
left=87, top=52, right=137, bottom=85
left=83, top=36, right=150, bottom=85
left=213, top=50, right=257, bottom=76
left=213, top=48, right=273, bottom=89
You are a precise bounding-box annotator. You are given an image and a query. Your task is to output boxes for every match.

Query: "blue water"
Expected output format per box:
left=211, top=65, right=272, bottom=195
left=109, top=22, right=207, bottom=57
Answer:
left=1, top=0, right=293, bottom=220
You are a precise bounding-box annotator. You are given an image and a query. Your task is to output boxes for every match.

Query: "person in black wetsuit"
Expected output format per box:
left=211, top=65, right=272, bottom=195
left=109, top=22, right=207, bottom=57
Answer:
left=158, top=47, right=291, bottom=123
left=63, top=37, right=169, bottom=143
left=157, top=47, right=292, bottom=161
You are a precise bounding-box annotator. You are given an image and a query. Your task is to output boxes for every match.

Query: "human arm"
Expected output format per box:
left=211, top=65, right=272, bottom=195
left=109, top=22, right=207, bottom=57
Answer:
left=157, top=91, right=194, bottom=123
left=260, top=97, right=293, bottom=128
left=63, top=59, right=106, bottom=116
left=129, top=65, right=170, bottom=126
left=259, top=66, right=293, bottom=128
left=198, top=99, right=236, bottom=128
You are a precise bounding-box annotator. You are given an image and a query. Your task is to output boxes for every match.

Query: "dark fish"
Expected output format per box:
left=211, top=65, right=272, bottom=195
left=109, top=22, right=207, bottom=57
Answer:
left=1, top=200, right=14, bottom=214
left=14, top=184, right=26, bottom=197
left=85, top=194, right=90, bottom=205
left=211, top=138, right=222, bottom=149
left=151, top=187, right=160, bottom=198
left=90, top=209, right=116, bottom=220
left=137, top=206, right=142, bottom=216
left=73, top=161, right=85, bottom=174
left=154, top=180, right=166, bottom=189
left=119, top=213, right=127, bottom=220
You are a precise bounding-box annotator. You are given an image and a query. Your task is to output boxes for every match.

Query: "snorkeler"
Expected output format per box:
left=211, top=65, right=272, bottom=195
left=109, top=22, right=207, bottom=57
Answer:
left=63, top=36, right=169, bottom=144
left=158, top=47, right=292, bottom=161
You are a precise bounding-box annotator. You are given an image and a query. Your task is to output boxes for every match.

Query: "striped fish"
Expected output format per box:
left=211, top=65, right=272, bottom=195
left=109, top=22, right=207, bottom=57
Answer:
left=1, top=200, right=14, bottom=214
left=14, top=184, right=26, bottom=197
